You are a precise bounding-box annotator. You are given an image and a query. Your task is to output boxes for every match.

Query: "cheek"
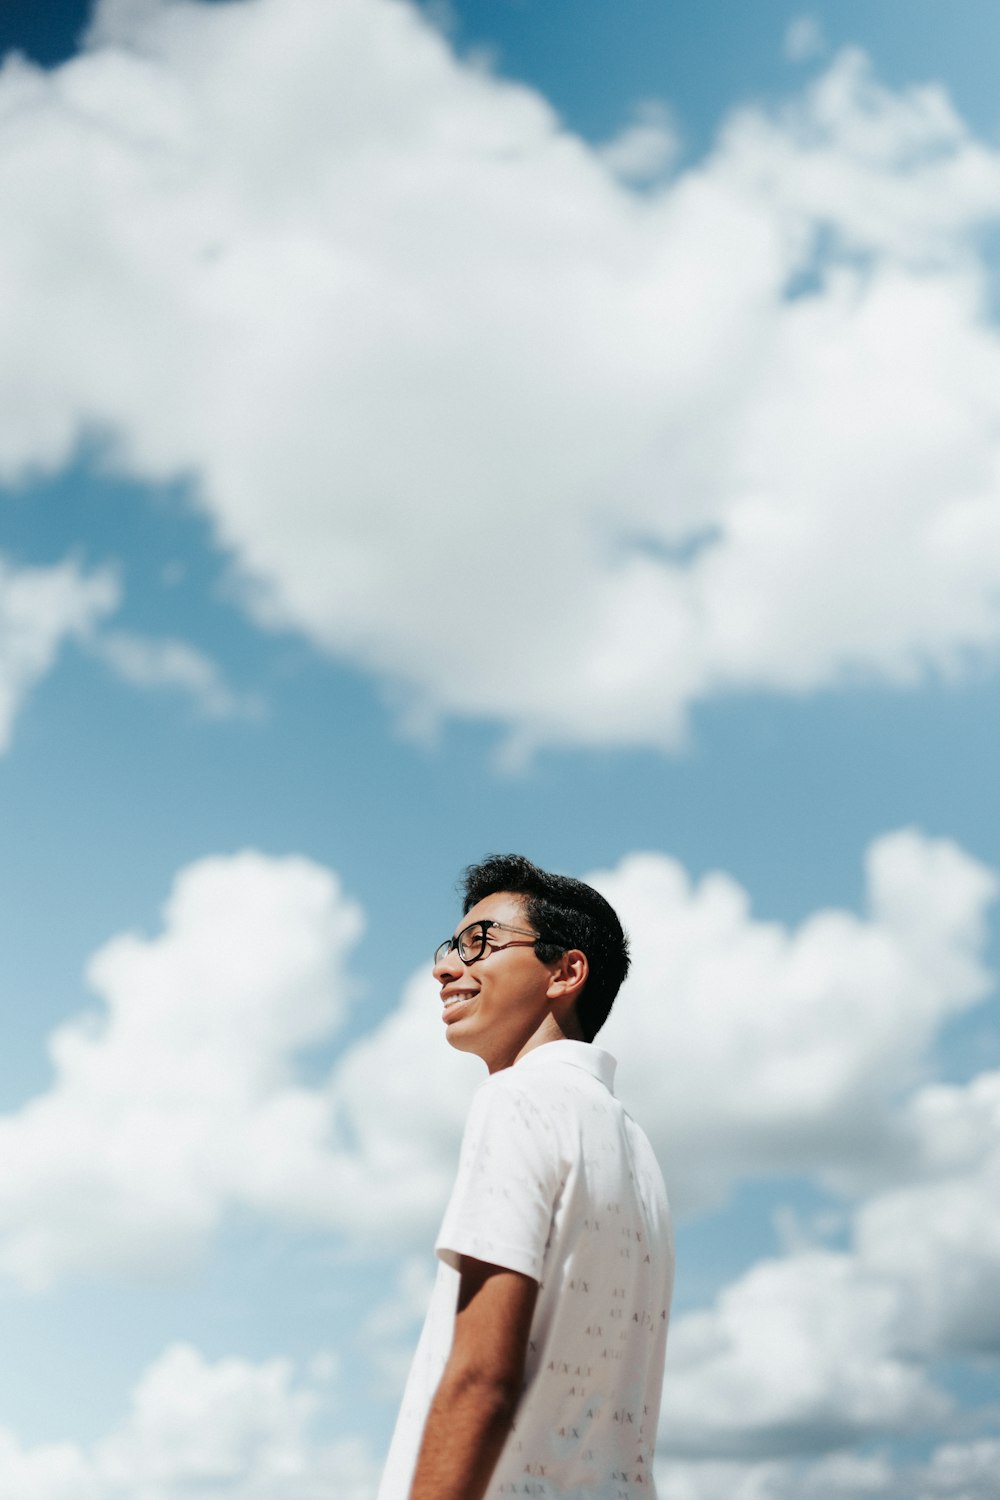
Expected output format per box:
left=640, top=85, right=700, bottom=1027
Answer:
left=508, top=974, right=552, bottom=1015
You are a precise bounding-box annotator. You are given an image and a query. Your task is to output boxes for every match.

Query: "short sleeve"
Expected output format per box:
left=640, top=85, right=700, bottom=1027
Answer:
left=435, top=1077, right=562, bottom=1283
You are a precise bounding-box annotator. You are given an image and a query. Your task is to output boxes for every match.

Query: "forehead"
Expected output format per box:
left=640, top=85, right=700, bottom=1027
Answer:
left=457, top=890, right=528, bottom=934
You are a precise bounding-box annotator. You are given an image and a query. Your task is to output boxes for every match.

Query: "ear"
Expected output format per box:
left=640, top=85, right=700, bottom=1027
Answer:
left=545, top=949, right=588, bottom=1005
left=546, top=950, right=588, bottom=1039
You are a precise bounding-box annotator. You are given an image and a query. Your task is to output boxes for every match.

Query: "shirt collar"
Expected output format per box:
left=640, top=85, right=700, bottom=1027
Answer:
left=513, top=1039, right=617, bottom=1093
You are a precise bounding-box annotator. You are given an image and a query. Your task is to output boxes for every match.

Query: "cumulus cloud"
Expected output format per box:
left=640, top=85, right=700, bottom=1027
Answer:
left=0, top=1337, right=992, bottom=1500
left=330, top=828, right=997, bottom=1245
left=599, top=828, right=997, bottom=1212
left=322, top=967, right=481, bottom=1241
left=362, top=1254, right=440, bottom=1396
left=855, top=1069, right=1000, bottom=1357
left=657, top=1065, right=1000, bottom=1461
left=616, top=833, right=1000, bottom=1465
left=0, top=836, right=996, bottom=1480
left=0, top=1342, right=378, bottom=1500
left=3, top=4, right=1000, bottom=749
left=0, top=850, right=365, bottom=1288
left=0, top=841, right=476, bottom=1289
left=0, top=553, right=119, bottom=751
left=784, top=16, right=827, bottom=64
left=917, top=1439, right=1000, bottom=1500
left=0, top=830, right=993, bottom=1290
left=598, top=100, right=679, bottom=184
left=656, top=1443, right=1000, bottom=1500
left=661, top=1249, right=950, bottom=1458
left=88, top=628, right=264, bottom=719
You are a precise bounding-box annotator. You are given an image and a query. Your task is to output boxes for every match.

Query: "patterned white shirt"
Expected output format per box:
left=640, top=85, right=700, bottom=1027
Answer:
left=377, top=1040, right=674, bottom=1500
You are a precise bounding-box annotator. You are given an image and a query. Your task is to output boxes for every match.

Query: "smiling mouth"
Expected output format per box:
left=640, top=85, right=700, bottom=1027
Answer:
left=442, top=993, right=475, bottom=1018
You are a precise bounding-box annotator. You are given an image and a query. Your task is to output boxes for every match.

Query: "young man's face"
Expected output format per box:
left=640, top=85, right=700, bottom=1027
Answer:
left=432, top=891, right=565, bottom=1073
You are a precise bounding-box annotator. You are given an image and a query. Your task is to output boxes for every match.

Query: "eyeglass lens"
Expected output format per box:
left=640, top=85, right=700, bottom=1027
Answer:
left=457, top=922, right=488, bottom=961
left=434, top=920, right=489, bottom=965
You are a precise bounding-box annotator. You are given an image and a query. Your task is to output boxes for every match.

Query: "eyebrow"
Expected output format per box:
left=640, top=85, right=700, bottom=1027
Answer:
left=452, top=917, right=498, bottom=937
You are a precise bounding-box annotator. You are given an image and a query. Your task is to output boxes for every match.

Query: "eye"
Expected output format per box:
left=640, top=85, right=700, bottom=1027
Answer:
left=458, top=923, right=488, bottom=959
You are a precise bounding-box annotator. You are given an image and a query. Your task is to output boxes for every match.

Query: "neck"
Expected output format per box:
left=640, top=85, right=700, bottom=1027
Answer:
left=495, top=1011, right=584, bottom=1074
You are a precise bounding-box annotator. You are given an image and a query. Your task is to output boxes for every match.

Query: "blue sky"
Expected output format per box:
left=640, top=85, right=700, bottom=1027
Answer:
left=1, top=2, right=1000, bottom=1496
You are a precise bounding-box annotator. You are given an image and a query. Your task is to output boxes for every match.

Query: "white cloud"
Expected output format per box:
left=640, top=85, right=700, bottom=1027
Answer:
left=657, top=1065, right=1000, bottom=1461
left=0, top=1343, right=378, bottom=1500
left=0, top=841, right=476, bottom=1289
left=918, top=1439, right=1000, bottom=1499
left=0, top=553, right=119, bottom=751
left=855, top=1069, right=1000, bottom=1357
left=3, top=7, right=1000, bottom=749
left=661, top=1249, right=950, bottom=1458
left=89, top=628, right=264, bottom=719
left=0, top=850, right=364, bottom=1288
left=322, top=966, right=481, bottom=1241
left=599, top=828, right=997, bottom=1213
left=784, top=16, right=827, bottom=64
left=610, top=832, right=1000, bottom=1464
left=598, top=100, right=679, bottom=184
left=3, top=1338, right=990, bottom=1500
left=0, top=1429, right=98, bottom=1500
left=0, top=838, right=996, bottom=1478
left=655, top=1443, right=1000, bottom=1500
left=254, top=825, right=997, bottom=1241
left=0, top=831, right=993, bottom=1289
left=362, top=1255, right=439, bottom=1396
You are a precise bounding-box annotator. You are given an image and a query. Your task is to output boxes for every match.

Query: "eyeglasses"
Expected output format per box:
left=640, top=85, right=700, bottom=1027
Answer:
left=434, top=920, right=540, bottom=966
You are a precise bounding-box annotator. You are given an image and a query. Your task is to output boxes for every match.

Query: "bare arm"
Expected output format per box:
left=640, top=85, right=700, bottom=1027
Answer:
left=408, top=1256, right=539, bottom=1500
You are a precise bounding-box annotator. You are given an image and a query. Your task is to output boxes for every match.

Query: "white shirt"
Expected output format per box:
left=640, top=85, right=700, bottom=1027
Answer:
left=377, top=1040, right=674, bottom=1500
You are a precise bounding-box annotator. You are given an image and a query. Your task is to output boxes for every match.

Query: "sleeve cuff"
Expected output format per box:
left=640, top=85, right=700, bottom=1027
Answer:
left=435, top=1232, right=543, bottom=1283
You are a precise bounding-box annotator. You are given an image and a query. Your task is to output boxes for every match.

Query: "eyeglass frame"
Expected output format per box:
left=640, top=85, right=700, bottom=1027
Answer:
left=434, top=919, right=542, bottom=967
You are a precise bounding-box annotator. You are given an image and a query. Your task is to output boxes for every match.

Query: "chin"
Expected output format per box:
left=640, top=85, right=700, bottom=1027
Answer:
left=445, top=1027, right=488, bottom=1064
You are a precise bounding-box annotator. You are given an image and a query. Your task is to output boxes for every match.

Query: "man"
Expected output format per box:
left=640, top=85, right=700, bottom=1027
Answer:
left=377, top=854, right=674, bottom=1500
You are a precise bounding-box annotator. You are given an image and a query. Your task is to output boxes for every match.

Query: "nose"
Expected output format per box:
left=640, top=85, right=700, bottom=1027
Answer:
left=433, top=945, right=464, bottom=983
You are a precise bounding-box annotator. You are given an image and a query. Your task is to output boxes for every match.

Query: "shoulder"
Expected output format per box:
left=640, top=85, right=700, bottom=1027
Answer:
left=468, top=1068, right=554, bottom=1132
left=458, top=1069, right=564, bottom=1173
